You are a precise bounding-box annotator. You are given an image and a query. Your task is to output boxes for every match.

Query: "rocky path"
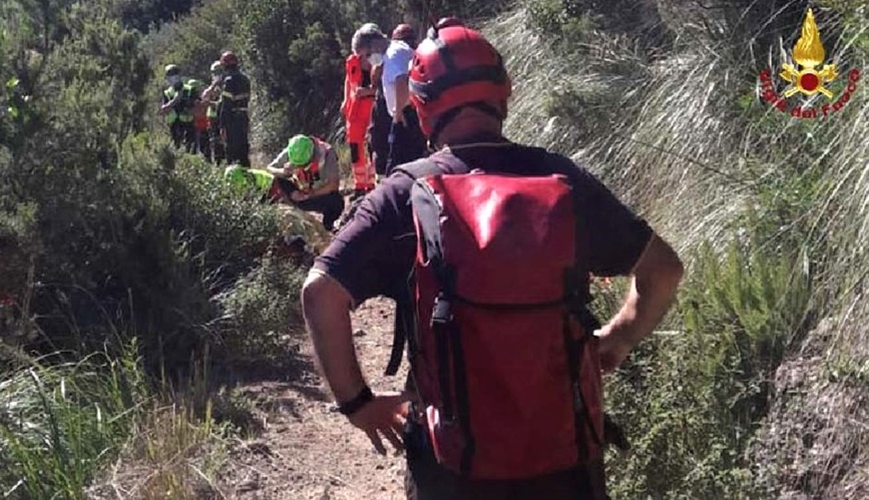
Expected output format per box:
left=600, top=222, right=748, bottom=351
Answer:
left=217, top=297, right=408, bottom=500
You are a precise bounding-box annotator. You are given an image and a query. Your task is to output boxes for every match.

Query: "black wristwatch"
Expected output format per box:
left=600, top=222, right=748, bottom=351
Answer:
left=337, top=385, right=374, bottom=416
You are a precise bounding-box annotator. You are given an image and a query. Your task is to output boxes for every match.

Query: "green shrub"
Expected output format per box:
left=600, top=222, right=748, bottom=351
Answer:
left=213, top=255, right=307, bottom=367
left=604, top=239, right=812, bottom=499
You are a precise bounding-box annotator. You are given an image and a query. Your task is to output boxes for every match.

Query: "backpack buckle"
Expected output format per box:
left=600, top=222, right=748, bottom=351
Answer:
left=431, top=294, right=453, bottom=326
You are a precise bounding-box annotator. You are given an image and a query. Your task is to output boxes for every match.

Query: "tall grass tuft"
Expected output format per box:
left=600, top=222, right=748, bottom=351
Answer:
left=0, top=343, right=146, bottom=499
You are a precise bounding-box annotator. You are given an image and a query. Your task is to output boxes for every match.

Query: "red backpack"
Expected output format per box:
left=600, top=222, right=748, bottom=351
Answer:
left=390, top=157, right=606, bottom=480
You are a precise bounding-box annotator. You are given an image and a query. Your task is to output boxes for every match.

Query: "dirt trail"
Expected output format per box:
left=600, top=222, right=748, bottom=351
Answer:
left=218, top=296, right=408, bottom=500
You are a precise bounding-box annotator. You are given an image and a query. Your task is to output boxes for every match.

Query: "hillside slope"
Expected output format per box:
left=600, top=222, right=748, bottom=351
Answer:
left=489, top=1, right=869, bottom=497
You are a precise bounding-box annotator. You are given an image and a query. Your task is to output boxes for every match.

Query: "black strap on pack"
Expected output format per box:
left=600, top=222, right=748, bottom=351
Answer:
left=385, top=158, right=455, bottom=376
left=563, top=181, right=606, bottom=460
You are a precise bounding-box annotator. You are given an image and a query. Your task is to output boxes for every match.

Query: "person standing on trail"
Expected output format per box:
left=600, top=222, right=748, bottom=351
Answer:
left=202, top=60, right=226, bottom=165
left=301, top=22, right=683, bottom=500
left=266, top=134, right=345, bottom=231
left=186, top=78, right=210, bottom=158
left=344, top=24, right=380, bottom=199
left=356, top=23, right=428, bottom=177
left=218, top=51, right=251, bottom=167
left=159, top=64, right=195, bottom=150
left=383, top=23, right=428, bottom=174
left=354, top=24, right=391, bottom=180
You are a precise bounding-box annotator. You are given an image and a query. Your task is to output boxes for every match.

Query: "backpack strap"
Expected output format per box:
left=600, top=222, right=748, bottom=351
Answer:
left=384, top=154, right=474, bottom=376
left=384, top=157, right=450, bottom=377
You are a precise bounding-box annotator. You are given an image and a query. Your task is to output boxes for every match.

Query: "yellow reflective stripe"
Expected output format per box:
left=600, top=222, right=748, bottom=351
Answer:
left=220, top=91, right=250, bottom=101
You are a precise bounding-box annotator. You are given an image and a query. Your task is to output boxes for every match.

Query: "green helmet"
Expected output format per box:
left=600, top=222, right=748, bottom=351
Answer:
left=287, top=135, right=315, bottom=167
left=224, top=165, right=254, bottom=190
left=164, top=64, right=180, bottom=77
left=186, top=78, right=204, bottom=90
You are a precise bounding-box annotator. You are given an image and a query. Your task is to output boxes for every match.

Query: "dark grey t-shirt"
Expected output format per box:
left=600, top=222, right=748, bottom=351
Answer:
left=314, top=140, right=653, bottom=305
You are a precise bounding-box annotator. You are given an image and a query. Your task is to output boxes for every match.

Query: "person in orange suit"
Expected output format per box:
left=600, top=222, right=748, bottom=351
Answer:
left=343, top=24, right=380, bottom=199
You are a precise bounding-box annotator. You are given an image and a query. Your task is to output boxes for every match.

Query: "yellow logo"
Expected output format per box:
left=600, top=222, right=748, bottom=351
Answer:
left=759, top=8, right=861, bottom=119
left=779, top=9, right=837, bottom=98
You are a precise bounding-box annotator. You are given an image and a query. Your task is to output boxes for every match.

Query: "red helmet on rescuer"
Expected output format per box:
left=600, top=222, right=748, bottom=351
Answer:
left=392, top=23, right=416, bottom=42
left=409, top=25, right=512, bottom=141
left=220, top=51, right=239, bottom=67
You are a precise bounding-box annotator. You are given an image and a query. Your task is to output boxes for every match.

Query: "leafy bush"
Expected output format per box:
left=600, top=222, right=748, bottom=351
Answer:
left=215, top=256, right=306, bottom=366
left=603, top=239, right=812, bottom=499
left=0, top=0, right=311, bottom=374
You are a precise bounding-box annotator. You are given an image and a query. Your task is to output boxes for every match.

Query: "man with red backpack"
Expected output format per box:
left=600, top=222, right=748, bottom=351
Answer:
left=301, top=22, right=683, bottom=500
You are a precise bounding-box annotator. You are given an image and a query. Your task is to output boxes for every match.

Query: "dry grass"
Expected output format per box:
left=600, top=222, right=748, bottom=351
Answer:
left=86, top=401, right=228, bottom=500
left=486, top=3, right=869, bottom=497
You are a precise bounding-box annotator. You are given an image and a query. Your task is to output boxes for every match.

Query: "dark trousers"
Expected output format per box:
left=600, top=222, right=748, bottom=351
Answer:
left=224, top=114, right=250, bottom=167
left=170, top=121, right=195, bottom=151
left=196, top=127, right=210, bottom=160
left=276, top=178, right=345, bottom=231
left=208, top=118, right=225, bottom=165
left=368, top=93, right=392, bottom=176
left=385, top=106, right=427, bottom=175
left=403, top=420, right=610, bottom=500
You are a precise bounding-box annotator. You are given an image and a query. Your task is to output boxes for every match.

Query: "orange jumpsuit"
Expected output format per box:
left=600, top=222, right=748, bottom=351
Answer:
left=343, top=54, right=376, bottom=192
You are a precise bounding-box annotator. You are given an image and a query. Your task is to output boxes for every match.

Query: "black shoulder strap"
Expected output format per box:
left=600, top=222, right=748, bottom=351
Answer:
left=384, top=153, right=475, bottom=376
left=385, top=158, right=444, bottom=377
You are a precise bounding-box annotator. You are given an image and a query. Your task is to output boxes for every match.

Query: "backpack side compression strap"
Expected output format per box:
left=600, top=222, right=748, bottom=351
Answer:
left=384, top=157, right=467, bottom=376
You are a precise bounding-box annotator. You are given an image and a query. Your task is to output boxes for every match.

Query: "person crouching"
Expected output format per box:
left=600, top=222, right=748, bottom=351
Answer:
left=266, top=134, right=345, bottom=231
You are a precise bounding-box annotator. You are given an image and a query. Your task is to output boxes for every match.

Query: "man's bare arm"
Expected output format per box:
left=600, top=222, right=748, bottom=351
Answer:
left=393, top=75, right=410, bottom=123
left=309, top=177, right=340, bottom=197
left=597, top=234, right=684, bottom=371
left=301, top=272, right=366, bottom=401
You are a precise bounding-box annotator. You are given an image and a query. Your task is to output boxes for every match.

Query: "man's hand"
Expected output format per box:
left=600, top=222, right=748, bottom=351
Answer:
left=291, top=190, right=308, bottom=202
left=594, top=235, right=683, bottom=373
left=348, top=391, right=410, bottom=455
left=355, top=87, right=375, bottom=99
left=596, top=325, right=634, bottom=373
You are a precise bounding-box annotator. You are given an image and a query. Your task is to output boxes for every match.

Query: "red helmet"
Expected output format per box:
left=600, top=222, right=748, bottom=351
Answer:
left=391, top=23, right=416, bottom=42
left=409, top=26, right=511, bottom=139
left=436, top=17, right=463, bottom=29
left=220, top=51, right=239, bottom=67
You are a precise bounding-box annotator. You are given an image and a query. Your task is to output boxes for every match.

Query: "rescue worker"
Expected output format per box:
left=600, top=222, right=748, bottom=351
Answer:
left=218, top=51, right=251, bottom=167
left=355, top=23, right=427, bottom=176
left=265, top=134, right=345, bottom=231
left=159, top=64, right=195, bottom=150
left=187, top=78, right=210, bottom=158
left=202, top=60, right=226, bottom=165
left=301, top=23, right=684, bottom=500
left=344, top=26, right=379, bottom=199
left=224, top=164, right=290, bottom=203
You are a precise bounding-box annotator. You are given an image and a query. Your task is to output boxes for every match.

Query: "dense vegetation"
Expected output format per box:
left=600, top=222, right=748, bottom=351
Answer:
left=1, top=0, right=868, bottom=498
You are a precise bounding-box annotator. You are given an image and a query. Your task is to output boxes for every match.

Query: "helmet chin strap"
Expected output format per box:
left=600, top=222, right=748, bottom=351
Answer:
left=429, top=101, right=505, bottom=146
